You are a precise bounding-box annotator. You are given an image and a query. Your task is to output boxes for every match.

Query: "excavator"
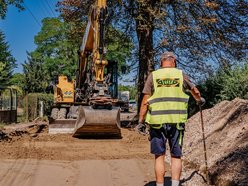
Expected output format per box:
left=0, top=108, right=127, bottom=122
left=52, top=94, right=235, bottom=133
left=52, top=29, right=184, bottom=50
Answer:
left=49, top=0, right=121, bottom=138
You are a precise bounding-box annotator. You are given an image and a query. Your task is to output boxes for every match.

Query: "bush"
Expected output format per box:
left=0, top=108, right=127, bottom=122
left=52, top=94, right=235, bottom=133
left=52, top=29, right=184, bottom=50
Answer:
left=188, top=63, right=248, bottom=117
left=198, top=63, right=248, bottom=106
left=24, top=93, right=54, bottom=121
left=220, top=65, right=248, bottom=100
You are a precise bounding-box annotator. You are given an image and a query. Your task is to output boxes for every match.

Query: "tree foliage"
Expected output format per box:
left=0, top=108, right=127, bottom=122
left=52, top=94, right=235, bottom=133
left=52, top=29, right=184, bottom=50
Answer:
left=57, top=0, right=248, bottom=109
left=22, top=52, right=48, bottom=93
left=105, top=27, right=133, bottom=67
left=118, top=84, right=137, bottom=100
left=0, top=0, right=24, bottom=19
left=33, top=18, right=79, bottom=80
left=219, top=64, right=248, bottom=100
left=58, top=1, right=135, bottom=67
left=0, top=31, right=16, bottom=89
left=198, top=62, right=248, bottom=108
left=9, top=73, right=25, bottom=96
left=9, top=73, right=24, bottom=87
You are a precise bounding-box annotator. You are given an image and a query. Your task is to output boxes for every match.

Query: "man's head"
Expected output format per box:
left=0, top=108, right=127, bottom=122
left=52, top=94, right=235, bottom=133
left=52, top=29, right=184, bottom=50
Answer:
left=160, top=51, right=177, bottom=68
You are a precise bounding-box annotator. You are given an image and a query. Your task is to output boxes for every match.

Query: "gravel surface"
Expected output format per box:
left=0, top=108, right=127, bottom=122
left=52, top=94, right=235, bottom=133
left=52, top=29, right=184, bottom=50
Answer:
left=183, top=98, right=248, bottom=186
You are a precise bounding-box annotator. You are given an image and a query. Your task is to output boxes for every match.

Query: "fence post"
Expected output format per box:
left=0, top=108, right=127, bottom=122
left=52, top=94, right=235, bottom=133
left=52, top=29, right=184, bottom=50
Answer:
left=33, top=94, right=38, bottom=120
left=26, top=94, right=28, bottom=122
left=39, top=101, right=44, bottom=118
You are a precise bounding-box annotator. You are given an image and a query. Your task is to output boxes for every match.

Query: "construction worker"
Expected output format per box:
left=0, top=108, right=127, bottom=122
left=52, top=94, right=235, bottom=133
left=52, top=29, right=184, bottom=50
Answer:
left=136, top=51, right=205, bottom=186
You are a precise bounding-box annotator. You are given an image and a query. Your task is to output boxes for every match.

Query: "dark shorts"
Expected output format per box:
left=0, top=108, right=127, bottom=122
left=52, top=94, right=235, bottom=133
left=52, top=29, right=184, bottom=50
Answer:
left=149, top=123, right=185, bottom=157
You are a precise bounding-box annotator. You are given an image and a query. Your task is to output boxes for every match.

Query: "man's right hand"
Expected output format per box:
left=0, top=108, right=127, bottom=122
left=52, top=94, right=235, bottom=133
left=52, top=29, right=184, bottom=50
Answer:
left=135, top=122, right=147, bottom=135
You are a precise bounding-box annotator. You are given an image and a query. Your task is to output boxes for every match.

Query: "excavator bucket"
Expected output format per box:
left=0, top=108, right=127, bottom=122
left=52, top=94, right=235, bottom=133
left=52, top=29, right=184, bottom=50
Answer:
left=73, top=106, right=121, bottom=138
left=49, top=119, right=76, bottom=134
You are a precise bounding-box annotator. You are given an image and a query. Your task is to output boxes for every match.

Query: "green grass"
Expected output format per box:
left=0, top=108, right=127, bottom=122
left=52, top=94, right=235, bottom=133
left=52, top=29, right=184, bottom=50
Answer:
left=17, top=115, right=27, bottom=123
left=0, top=122, right=5, bottom=130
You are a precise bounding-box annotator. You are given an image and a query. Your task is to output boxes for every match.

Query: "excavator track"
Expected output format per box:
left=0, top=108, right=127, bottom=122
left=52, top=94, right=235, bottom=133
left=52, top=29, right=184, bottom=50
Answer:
left=73, top=106, right=121, bottom=138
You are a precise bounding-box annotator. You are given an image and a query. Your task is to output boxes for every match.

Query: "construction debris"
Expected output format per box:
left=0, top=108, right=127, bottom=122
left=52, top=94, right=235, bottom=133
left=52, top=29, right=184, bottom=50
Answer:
left=0, top=122, right=47, bottom=141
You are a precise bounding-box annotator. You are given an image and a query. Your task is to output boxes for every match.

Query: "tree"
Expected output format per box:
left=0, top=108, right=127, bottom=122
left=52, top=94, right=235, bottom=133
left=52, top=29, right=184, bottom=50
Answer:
left=9, top=73, right=25, bottom=97
left=190, top=61, right=248, bottom=116
left=0, top=0, right=24, bottom=19
left=217, top=62, right=248, bottom=100
left=9, top=73, right=24, bottom=87
left=33, top=18, right=79, bottom=81
left=22, top=53, right=48, bottom=93
left=58, top=0, right=248, bottom=109
left=105, top=27, right=133, bottom=67
left=0, top=31, right=16, bottom=88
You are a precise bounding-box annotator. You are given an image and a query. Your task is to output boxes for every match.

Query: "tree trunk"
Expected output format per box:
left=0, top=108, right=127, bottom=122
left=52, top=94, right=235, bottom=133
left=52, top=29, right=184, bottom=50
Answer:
left=136, top=1, right=155, bottom=113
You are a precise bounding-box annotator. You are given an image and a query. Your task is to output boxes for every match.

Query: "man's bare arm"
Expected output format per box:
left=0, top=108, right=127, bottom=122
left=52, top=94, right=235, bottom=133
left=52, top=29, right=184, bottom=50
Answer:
left=190, top=86, right=201, bottom=101
left=139, top=94, right=150, bottom=123
left=183, top=73, right=202, bottom=102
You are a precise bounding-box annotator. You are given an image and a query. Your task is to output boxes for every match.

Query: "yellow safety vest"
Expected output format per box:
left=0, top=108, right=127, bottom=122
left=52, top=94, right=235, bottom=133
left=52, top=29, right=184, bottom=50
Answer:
left=145, top=68, right=189, bottom=127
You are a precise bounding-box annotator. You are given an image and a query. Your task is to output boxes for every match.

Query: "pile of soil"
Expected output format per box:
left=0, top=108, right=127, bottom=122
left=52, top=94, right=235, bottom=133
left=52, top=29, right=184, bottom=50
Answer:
left=183, top=98, right=248, bottom=185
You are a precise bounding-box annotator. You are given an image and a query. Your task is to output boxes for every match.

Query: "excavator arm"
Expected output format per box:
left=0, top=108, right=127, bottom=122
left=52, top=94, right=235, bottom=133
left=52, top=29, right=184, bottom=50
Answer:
left=77, top=0, right=108, bottom=89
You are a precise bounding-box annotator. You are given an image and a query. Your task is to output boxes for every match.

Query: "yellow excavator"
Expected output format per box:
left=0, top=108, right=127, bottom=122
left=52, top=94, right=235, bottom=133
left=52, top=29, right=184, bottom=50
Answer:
left=49, top=0, right=121, bottom=138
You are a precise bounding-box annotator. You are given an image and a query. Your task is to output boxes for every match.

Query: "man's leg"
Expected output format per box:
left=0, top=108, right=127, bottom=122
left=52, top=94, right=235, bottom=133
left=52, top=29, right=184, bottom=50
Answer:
left=150, top=126, right=167, bottom=186
left=155, top=154, right=165, bottom=185
left=171, top=156, right=182, bottom=186
left=169, top=124, right=185, bottom=186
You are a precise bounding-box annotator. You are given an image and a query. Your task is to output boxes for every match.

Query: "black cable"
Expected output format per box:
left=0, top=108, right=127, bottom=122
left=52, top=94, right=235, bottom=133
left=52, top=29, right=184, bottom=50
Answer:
left=23, top=2, right=41, bottom=27
left=44, top=0, right=56, bottom=17
left=40, top=0, right=53, bottom=17
left=38, top=1, right=51, bottom=18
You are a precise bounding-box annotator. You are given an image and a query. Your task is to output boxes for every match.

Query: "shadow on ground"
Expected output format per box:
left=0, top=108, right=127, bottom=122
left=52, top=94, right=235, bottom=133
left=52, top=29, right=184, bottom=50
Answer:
left=144, top=177, right=172, bottom=186
left=144, top=175, right=204, bottom=186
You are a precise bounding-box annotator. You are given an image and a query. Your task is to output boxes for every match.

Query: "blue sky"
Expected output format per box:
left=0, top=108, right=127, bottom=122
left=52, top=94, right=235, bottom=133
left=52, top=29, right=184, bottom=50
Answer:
left=0, top=0, right=59, bottom=73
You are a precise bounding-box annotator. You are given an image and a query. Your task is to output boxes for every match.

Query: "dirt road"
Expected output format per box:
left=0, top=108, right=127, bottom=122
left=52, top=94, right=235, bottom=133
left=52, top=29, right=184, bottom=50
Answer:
left=0, top=159, right=156, bottom=186
left=0, top=128, right=172, bottom=186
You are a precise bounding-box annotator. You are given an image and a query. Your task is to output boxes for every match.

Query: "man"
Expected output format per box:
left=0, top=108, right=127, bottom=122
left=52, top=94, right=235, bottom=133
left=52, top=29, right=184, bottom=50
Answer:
left=136, top=52, right=204, bottom=186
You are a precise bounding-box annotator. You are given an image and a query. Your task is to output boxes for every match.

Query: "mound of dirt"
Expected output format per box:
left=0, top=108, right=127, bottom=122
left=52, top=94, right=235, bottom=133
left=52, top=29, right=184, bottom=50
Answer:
left=0, top=125, right=152, bottom=161
left=0, top=122, right=47, bottom=142
left=183, top=98, right=248, bottom=186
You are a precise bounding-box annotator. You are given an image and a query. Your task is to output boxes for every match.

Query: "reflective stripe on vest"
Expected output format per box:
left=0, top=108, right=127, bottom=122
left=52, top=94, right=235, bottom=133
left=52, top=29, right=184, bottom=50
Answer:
left=148, top=110, right=188, bottom=115
left=148, top=97, right=188, bottom=104
left=145, top=68, right=189, bottom=125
